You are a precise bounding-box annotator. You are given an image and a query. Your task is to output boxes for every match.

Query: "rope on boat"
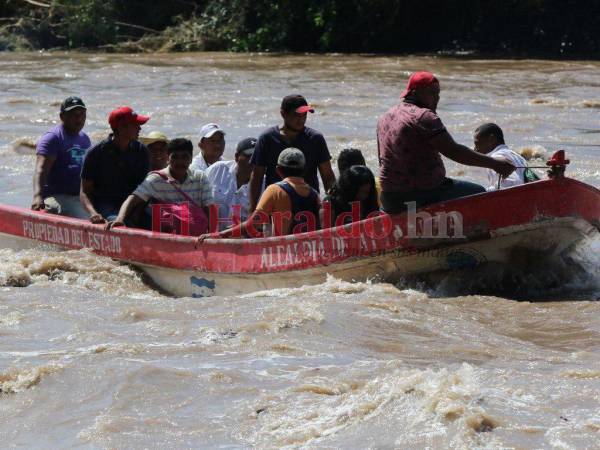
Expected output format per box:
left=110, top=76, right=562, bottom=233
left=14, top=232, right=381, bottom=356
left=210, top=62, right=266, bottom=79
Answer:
left=496, top=166, right=548, bottom=190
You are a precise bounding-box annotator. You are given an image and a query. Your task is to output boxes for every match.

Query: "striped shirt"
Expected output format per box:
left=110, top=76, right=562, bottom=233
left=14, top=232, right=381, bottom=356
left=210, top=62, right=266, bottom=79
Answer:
left=133, top=168, right=215, bottom=206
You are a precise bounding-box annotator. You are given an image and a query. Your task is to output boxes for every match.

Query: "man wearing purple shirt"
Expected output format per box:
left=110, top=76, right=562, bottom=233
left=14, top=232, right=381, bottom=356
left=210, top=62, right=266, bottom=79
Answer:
left=32, top=96, right=91, bottom=218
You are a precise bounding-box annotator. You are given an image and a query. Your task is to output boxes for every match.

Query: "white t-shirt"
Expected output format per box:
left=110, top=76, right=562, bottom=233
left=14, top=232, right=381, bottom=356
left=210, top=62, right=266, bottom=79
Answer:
left=204, top=160, right=250, bottom=230
left=190, top=153, right=223, bottom=172
left=486, top=144, right=528, bottom=191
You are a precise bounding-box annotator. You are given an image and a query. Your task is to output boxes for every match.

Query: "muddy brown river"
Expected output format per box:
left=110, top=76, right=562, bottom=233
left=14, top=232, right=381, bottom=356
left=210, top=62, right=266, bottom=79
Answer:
left=1, top=52, right=599, bottom=449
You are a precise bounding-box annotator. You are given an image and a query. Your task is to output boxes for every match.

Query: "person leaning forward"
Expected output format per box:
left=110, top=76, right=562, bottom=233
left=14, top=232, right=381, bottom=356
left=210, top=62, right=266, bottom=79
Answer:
left=377, top=71, right=515, bottom=213
left=31, top=96, right=91, bottom=218
left=105, top=138, right=215, bottom=235
left=248, top=95, right=335, bottom=213
left=80, top=106, right=150, bottom=223
left=473, top=123, right=530, bottom=190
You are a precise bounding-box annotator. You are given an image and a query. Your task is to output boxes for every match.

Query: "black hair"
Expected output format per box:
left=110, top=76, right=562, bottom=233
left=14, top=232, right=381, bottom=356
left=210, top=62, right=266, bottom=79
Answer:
left=277, top=166, right=305, bottom=178
left=337, top=148, right=366, bottom=174
left=475, top=123, right=505, bottom=145
left=167, top=138, right=194, bottom=155
left=327, top=165, right=379, bottom=221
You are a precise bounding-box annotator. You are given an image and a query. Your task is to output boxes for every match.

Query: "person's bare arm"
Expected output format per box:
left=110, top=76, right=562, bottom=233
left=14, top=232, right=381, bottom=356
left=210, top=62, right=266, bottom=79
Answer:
left=31, top=155, right=56, bottom=210
left=197, top=210, right=269, bottom=244
left=431, top=131, right=515, bottom=177
left=248, top=165, right=266, bottom=213
left=318, top=160, right=336, bottom=193
left=80, top=179, right=104, bottom=223
left=105, top=195, right=145, bottom=230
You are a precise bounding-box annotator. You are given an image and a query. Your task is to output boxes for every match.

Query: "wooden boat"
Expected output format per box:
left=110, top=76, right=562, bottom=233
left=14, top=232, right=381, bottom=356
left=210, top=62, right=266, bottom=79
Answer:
left=0, top=152, right=598, bottom=297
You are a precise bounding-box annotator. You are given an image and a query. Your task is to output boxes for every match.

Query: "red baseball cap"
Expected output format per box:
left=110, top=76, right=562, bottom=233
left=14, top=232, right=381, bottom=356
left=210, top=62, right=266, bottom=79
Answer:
left=400, top=71, right=439, bottom=98
left=108, top=106, right=150, bottom=130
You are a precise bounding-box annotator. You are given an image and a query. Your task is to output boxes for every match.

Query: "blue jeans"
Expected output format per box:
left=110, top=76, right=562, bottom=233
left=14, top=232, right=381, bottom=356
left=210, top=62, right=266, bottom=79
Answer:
left=95, top=202, right=121, bottom=222
left=381, top=178, right=486, bottom=213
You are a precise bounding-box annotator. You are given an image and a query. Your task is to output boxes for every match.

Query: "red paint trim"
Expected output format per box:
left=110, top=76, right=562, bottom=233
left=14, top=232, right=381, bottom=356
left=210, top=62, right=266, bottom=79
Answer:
left=1, top=178, right=599, bottom=274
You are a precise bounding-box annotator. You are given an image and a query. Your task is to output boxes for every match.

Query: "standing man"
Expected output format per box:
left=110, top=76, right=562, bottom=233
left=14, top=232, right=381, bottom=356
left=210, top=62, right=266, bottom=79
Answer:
left=377, top=71, right=515, bottom=213
left=473, top=123, right=529, bottom=190
left=190, top=123, right=225, bottom=172
left=248, top=94, right=335, bottom=213
left=205, top=137, right=256, bottom=230
left=80, top=106, right=150, bottom=223
left=31, top=96, right=91, bottom=218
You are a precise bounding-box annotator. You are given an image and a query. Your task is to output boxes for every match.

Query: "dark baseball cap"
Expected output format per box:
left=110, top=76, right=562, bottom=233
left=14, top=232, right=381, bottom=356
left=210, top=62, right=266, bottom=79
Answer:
left=235, top=137, right=257, bottom=156
left=281, top=94, right=315, bottom=114
left=60, top=96, right=86, bottom=113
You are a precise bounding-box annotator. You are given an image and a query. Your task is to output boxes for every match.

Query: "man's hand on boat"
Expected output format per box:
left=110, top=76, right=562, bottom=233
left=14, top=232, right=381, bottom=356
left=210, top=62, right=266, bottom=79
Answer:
left=89, top=213, right=107, bottom=224
left=104, top=219, right=124, bottom=230
left=197, top=232, right=220, bottom=243
left=31, top=195, right=45, bottom=211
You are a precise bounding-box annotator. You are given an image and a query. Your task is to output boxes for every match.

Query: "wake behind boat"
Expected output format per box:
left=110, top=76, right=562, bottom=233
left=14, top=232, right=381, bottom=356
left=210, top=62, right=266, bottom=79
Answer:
left=1, top=154, right=598, bottom=297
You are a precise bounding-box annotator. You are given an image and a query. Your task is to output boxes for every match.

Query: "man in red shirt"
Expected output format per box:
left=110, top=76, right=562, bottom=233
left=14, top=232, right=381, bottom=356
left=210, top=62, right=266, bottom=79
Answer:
left=377, top=71, right=515, bottom=213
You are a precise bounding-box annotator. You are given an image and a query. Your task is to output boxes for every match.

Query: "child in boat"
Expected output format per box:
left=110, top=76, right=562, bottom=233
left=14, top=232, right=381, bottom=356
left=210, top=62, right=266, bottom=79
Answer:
left=198, top=147, right=320, bottom=240
left=473, top=123, right=529, bottom=190
left=105, top=138, right=215, bottom=235
left=321, top=165, right=380, bottom=228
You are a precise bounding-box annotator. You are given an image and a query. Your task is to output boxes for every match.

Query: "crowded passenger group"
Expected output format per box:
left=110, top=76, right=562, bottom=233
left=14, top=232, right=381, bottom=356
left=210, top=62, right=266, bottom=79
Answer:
left=32, top=71, right=530, bottom=240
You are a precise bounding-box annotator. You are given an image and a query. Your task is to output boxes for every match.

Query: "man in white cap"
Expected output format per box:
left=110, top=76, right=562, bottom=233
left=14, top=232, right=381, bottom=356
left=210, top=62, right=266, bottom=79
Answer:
left=198, top=147, right=320, bottom=241
left=190, top=123, right=225, bottom=171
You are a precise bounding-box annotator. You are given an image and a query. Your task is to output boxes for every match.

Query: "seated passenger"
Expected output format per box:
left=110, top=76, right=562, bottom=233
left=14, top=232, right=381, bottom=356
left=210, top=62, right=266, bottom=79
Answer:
left=31, top=96, right=90, bottom=218
left=474, top=123, right=529, bottom=190
left=377, top=71, right=515, bottom=213
left=190, top=123, right=225, bottom=171
left=80, top=106, right=150, bottom=223
left=106, top=138, right=215, bottom=235
left=336, top=147, right=381, bottom=203
left=337, top=148, right=366, bottom=174
left=322, top=165, right=380, bottom=228
left=140, top=131, right=169, bottom=171
left=205, top=137, right=256, bottom=230
left=198, top=148, right=320, bottom=240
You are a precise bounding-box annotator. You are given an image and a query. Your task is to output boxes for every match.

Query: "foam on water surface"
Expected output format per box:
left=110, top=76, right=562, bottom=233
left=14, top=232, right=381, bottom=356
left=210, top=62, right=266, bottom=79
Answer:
left=0, top=53, right=599, bottom=448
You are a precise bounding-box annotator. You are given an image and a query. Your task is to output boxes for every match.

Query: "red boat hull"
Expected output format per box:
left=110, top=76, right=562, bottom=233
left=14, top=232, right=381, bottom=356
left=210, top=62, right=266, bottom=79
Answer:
left=1, top=177, right=598, bottom=296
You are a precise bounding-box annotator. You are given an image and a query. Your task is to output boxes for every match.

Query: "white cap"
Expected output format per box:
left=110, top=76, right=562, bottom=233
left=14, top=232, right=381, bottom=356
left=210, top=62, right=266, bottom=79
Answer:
left=200, top=123, right=225, bottom=139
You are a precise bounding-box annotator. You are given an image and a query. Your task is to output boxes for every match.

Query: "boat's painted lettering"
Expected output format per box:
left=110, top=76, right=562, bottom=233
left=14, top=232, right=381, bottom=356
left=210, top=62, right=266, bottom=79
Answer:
left=258, top=234, right=392, bottom=270
left=21, top=220, right=121, bottom=255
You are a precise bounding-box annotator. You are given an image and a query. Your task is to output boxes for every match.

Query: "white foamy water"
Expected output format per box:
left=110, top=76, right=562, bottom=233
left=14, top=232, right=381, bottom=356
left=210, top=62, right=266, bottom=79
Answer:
left=0, top=52, right=599, bottom=448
